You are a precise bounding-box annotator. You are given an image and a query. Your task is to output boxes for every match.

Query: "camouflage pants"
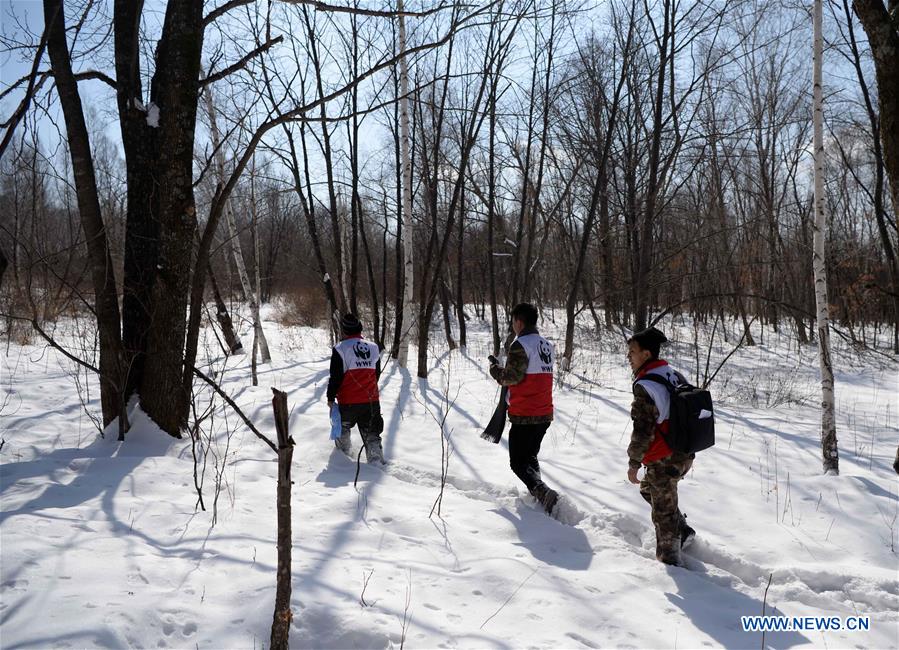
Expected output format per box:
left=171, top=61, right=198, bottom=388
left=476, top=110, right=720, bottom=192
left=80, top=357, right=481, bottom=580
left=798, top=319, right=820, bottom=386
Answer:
left=639, top=453, right=693, bottom=564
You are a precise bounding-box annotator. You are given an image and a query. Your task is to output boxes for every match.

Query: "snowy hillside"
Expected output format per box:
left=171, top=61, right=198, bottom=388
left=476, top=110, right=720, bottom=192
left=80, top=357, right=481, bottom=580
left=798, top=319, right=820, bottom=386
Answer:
left=1, top=311, right=897, bottom=649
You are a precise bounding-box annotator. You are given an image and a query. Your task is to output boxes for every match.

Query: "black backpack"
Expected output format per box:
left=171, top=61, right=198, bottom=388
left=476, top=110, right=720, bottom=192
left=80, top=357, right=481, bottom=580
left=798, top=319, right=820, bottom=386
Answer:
left=639, top=374, right=715, bottom=454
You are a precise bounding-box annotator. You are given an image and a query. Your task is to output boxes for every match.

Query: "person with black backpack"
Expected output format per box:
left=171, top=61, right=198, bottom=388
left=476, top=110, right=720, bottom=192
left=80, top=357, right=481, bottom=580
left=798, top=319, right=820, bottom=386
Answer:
left=626, top=327, right=713, bottom=566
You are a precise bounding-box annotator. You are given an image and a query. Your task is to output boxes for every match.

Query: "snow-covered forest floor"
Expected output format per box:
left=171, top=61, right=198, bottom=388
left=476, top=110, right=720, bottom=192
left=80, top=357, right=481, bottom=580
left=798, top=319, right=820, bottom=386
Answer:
left=1, top=308, right=897, bottom=649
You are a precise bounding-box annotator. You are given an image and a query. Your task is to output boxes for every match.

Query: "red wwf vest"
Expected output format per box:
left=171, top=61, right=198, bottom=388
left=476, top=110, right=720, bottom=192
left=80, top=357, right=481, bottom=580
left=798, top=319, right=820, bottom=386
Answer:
left=507, top=333, right=554, bottom=417
left=634, top=360, right=677, bottom=463
left=335, top=336, right=379, bottom=405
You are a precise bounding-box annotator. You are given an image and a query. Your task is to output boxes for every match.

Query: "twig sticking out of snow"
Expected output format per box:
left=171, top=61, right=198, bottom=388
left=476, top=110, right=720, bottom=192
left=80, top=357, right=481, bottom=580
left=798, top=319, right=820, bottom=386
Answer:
left=479, top=566, right=539, bottom=630
left=360, top=569, right=375, bottom=607
left=354, top=446, right=364, bottom=487
left=400, top=568, right=413, bottom=650
left=761, top=572, right=773, bottom=650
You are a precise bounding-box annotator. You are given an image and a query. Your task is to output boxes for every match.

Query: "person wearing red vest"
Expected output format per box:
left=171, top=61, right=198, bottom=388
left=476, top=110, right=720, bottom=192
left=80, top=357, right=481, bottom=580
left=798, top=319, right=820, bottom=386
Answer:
left=626, top=327, right=696, bottom=565
left=327, top=314, right=384, bottom=463
left=489, top=303, right=558, bottom=514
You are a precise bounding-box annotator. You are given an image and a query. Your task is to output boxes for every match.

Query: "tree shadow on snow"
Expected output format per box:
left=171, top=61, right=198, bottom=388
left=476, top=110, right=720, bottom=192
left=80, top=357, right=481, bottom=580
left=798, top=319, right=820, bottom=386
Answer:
left=5, top=627, right=127, bottom=650
left=666, top=564, right=811, bottom=649
left=286, top=368, right=331, bottom=413
left=416, top=377, right=481, bottom=428
left=0, top=442, right=143, bottom=526
left=848, top=475, right=898, bottom=503
left=381, top=363, right=412, bottom=463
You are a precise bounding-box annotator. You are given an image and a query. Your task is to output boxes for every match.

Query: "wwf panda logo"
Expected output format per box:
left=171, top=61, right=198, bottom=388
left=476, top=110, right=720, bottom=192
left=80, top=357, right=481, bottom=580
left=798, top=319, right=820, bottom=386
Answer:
left=353, top=342, right=371, bottom=360
left=538, top=340, right=552, bottom=365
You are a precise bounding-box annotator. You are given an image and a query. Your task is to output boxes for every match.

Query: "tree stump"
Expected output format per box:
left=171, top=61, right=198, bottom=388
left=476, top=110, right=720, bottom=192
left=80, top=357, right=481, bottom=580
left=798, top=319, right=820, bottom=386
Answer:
left=270, top=388, right=294, bottom=650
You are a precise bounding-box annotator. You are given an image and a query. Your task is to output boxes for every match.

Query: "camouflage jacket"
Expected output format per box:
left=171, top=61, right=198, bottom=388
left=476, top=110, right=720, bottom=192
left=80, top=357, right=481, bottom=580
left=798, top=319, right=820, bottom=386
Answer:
left=489, top=328, right=553, bottom=425
left=628, top=384, right=658, bottom=470
left=628, top=383, right=692, bottom=470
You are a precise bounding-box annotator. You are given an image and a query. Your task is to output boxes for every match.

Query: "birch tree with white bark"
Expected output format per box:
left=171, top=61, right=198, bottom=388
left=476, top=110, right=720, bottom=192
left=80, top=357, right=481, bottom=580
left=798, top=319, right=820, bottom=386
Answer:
left=813, top=0, right=839, bottom=474
left=396, top=0, right=416, bottom=369
left=204, top=89, right=271, bottom=364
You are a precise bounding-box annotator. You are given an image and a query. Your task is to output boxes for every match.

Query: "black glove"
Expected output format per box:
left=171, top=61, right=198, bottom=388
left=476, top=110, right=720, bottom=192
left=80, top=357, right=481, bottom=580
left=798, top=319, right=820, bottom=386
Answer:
left=488, top=354, right=498, bottom=366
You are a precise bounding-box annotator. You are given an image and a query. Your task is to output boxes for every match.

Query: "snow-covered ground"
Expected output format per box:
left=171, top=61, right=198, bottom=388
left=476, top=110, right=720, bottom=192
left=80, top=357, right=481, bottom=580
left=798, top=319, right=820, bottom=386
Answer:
left=2, top=309, right=897, bottom=649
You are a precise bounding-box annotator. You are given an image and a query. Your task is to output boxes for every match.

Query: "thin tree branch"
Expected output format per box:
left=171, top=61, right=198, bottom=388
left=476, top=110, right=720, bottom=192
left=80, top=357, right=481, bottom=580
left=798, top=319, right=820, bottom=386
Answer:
left=191, top=365, right=279, bottom=453
left=0, top=313, right=100, bottom=375
left=0, top=7, right=52, bottom=160
left=0, top=69, right=115, bottom=119
left=0, top=70, right=50, bottom=103
left=204, top=0, right=254, bottom=27
left=73, top=69, right=117, bottom=89
left=200, top=36, right=284, bottom=87
left=209, top=2, right=495, bottom=223
left=279, top=0, right=458, bottom=18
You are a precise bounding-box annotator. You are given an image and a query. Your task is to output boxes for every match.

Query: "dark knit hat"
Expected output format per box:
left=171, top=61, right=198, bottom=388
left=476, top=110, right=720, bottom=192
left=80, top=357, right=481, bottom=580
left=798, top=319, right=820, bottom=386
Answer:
left=628, top=327, right=668, bottom=359
left=510, top=303, right=539, bottom=328
left=340, top=313, right=363, bottom=335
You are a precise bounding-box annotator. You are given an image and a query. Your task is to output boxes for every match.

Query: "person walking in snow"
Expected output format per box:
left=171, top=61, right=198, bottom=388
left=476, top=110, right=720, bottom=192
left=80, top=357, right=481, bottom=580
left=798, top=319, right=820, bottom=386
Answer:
left=327, top=314, right=385, bottom=464
left=626, top=326, right=696, bottom=566
left=488, top=303, right=558, bottom=513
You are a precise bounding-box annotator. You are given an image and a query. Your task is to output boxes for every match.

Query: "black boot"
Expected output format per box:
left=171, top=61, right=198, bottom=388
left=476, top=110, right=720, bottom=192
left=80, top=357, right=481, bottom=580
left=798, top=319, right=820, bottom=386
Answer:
left=531, top=482, right=559, bottom=515
left=680, top=514, right=696, bottom=549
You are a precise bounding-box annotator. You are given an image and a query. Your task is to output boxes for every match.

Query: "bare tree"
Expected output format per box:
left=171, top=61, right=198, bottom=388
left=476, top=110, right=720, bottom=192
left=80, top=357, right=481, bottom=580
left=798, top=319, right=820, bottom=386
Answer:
left=204, top=88, right=271, bottom=363
left=853, top=0, right=899, bottom=220
left=813, top=0, right=839, bottom=474
left=42, top=0, right=127, bottom=433
left=837, top=0, right=899, bottom=351
left=560, top=13, right=633, bottom=369
left=396, top=0, right=417, bottom=368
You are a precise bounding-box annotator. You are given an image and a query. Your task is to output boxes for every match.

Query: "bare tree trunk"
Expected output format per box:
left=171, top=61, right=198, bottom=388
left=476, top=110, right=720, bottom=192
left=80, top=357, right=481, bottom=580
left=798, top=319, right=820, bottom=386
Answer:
left=707, top=119, right=754, bottom=346
left=847, top=0, right=899, bottom=352
left=0, top=245, right=7, bottom=291
left=206, top=91, right=271, bottom=363
left=250, top=165, right=272, bottom=362
left=414, top=8, right=513, bottom=378
left=115, top=1, right=157, bottom=402
left=139, top=8, right=204, bottom=435
left=487, top=73, right=501, bottom=355
left=270, top=389, right=294, bottom=650
left=439, top=280, right=457, bottom=350
left=519, top=4, right=557, bottom=302
left=813, top=0, right=839, bottom=475
left=116, top=0, right=207, bottom=436
left=282, top=123, right=341, bottom=331
left=251, top=323, right=259, bottom=386
left=389, top=60, right=405, bottom=357
left=380, top=209, right=390, bottom=347
left=455, top=181, right=467, bottom=348
left=634, top=0, right=674, bottom=332
left=562, top=18, right=630, bottom=368
left=303, top=6, right=348, bottom=314
left=397, top=1, right=416, bottom=369
left=207, top=260, right=244, bottom=354
left=252, top=175, right=264, bottom=387
left=853, top=0, right=899, bottom=221
left=509, top=35, right=539, bottom=308
left=598, top=169, right=615, bottom=330
left=44, top=0, right=126, bottom=430
left=348, top=9, right=361, bottom=316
